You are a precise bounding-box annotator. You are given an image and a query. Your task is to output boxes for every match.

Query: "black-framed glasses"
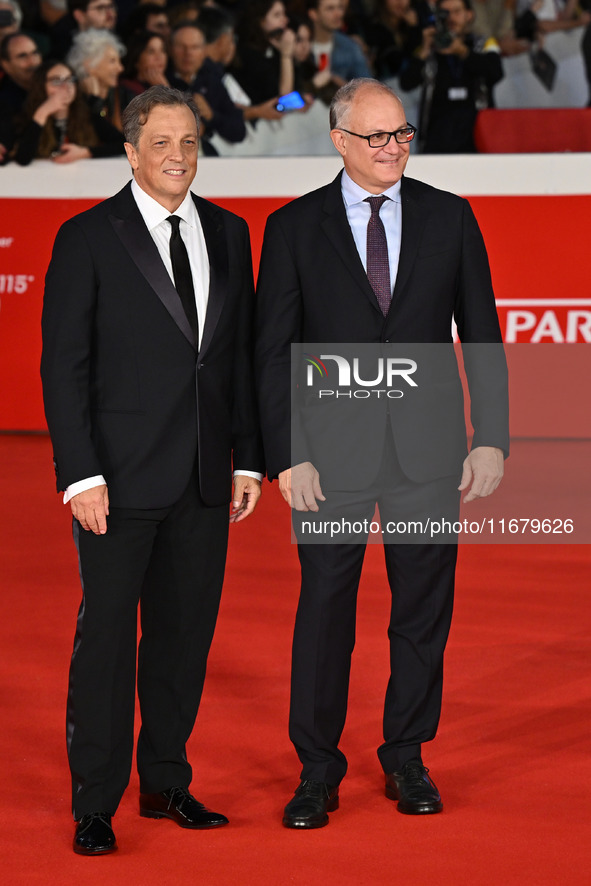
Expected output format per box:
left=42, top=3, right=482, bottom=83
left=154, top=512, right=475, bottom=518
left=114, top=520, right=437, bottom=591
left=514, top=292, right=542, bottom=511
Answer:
left=339, top=125, right=417, bottom=147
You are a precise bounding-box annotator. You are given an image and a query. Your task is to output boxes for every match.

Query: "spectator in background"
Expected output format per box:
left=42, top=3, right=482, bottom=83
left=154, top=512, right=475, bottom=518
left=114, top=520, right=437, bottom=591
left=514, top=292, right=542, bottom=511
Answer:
left=0, top=31, right=40, bottom=104
left=119, top=2, right=170, bottom=44
left=307, top=0, right=373, bottom=84
left=40, top=0, right=69, bottom=30
left=0, top=0, right=21, bottom=40
left=471, top=0, right=533, bottom=55
left=198, top=3, right=236, bottom=72
left=1, top=31, right=41, bottom=160
left=13, top=58, right=107, bottom=162
left=68, top=27, right=126, bottom=133
left=231, top=0, right=299, bottom=104
left=289, top=11, right=338, bottom=103
left=168, top=1, right=202, bottom=30
left=120, top=29, right=168, bottom=94
left=50, top=0, right=118, bottom=60
left=516, top=0, right=589, bottom=35
left=401, top=0, right=503, bottom=152
left=200, top=3, right=284, bottom=122
left=168, top=20, right=245, bottom=153
left=362, top=0, right=423, bottom=80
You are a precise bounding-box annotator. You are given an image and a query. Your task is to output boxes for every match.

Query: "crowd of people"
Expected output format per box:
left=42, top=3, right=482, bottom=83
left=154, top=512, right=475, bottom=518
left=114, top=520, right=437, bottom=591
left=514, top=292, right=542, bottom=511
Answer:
left=1, top=0, right=591, bottom=163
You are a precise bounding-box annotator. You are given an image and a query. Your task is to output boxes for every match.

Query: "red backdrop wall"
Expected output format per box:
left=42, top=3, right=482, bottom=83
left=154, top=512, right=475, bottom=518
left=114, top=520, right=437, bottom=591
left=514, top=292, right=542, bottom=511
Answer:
left=1, top=193, right=590, bottom=432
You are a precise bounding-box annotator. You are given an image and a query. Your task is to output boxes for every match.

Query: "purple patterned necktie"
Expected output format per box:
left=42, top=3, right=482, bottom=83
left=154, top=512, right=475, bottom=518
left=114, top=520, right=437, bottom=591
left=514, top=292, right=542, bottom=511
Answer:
left=365, top=195, right=391, bottom=317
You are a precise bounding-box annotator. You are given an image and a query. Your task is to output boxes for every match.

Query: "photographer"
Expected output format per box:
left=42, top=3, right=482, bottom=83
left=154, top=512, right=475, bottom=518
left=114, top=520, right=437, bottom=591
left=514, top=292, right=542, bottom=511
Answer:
left=400, top=0, right=503, bottom=153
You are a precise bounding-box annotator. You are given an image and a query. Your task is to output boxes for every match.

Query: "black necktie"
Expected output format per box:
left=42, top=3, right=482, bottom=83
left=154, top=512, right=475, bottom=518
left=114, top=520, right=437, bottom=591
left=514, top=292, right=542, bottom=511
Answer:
left=365, top=195, right=391, bottom=317
left=167, top=215, right=199, bottom=342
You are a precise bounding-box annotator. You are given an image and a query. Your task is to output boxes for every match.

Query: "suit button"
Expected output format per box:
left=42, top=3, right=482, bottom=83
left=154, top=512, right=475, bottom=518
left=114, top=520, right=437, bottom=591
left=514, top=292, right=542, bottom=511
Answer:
left=197, top=362, right=204, bottom=369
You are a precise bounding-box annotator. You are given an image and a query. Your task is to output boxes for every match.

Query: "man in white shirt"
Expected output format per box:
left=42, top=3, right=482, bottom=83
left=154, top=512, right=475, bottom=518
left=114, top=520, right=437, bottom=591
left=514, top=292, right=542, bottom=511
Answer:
left=41, top=85, right=263, bottom=855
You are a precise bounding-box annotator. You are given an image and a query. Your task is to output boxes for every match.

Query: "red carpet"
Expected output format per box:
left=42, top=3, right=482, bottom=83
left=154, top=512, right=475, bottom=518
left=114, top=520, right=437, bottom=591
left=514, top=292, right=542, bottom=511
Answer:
left=1, top=434, right=590, bottom=884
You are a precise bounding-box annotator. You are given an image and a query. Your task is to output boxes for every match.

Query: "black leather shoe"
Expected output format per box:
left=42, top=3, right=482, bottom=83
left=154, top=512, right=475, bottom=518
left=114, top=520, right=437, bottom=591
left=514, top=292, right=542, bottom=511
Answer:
left=139, top=787, right=228, bottom=829
left=282, top=780, right=339, bottom=829
left=73, top=812, right=117, bottom=855
left=385, top=759, right=443, bottom=814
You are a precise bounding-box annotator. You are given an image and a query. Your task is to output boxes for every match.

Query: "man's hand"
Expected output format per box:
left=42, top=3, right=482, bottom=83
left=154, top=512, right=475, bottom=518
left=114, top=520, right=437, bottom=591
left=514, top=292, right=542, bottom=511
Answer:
left=241, top=98, right=284, bottom=120
left=458, top=446, right=504, bottom=503
left=417, top=25, right=436, bottom=59
left=230, top=475, right=262, bottom=523
left=278, top=462, right=325, bottom=511
left=70, top=484, right=109, bottom=534
left=437, top=36, right=469, bottom=58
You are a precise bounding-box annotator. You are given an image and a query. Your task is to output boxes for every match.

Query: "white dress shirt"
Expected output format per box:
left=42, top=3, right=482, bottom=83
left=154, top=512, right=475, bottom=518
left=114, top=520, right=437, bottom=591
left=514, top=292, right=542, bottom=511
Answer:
left=64, top=178, right=260, bottom=503
left=340, top=169, right=402, bottom=286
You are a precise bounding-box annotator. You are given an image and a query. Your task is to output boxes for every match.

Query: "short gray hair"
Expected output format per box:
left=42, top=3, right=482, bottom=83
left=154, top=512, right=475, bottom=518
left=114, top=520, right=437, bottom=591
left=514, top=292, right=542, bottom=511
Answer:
left=67, top=27, right=125, bottom=78
left=122, top=85, right=201, bottom=148
left=329, top=78, right=404, bottom=131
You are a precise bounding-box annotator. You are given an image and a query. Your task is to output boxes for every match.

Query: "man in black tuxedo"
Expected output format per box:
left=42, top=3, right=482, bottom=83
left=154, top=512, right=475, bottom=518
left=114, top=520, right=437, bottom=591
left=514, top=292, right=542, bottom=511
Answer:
left=41, top=85, right=264, bottom=854
left=255, top=78, right=508, bottom=828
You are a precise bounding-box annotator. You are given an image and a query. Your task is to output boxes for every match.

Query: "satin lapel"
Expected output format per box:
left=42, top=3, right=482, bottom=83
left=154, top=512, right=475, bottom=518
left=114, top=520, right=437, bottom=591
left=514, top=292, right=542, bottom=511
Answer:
left=194, top=195, right=227, bottom=359
left=108, top=186, right=196, bottom=349
left=391, top=177, right=426, bottom=305
left=320, top=176, right=383, bottom=316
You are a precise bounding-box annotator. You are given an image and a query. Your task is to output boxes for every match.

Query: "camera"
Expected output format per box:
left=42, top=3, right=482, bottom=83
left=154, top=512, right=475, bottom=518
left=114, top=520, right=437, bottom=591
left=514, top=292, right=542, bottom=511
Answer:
left=433, top=9, right=454, bottom=50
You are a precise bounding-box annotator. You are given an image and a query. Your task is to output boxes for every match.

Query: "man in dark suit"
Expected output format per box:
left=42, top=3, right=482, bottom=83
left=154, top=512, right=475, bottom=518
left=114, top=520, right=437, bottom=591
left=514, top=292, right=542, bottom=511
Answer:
left=41, top=85, right=264, bottom=855
left=255, top=78, right=508, bottom=828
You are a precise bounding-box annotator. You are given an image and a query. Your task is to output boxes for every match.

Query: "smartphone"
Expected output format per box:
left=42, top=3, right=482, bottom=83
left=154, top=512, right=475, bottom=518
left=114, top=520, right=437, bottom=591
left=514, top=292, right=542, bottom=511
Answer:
left=275, top=91, right=306, bottom=113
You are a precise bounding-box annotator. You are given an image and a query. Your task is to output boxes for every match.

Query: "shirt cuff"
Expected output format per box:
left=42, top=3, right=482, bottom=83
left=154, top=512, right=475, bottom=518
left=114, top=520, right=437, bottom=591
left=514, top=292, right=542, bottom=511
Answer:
left=63, top=475, right=106, bottom=504
left=233, top=470, right=263, bottom=482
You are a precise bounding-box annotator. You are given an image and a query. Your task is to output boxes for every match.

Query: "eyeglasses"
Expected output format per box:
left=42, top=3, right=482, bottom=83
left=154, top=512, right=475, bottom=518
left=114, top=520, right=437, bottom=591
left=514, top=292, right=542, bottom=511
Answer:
left=339, top=125, right=417, bottom=147
left=47, top=76, right=77, bottom=86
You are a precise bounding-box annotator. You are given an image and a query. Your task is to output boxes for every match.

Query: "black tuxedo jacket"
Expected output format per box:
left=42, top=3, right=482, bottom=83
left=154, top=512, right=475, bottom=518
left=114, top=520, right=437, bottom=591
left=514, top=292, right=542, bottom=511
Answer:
left=41, top=182, right=264, bottom=509
left=255, top=173, right=508, bottom=487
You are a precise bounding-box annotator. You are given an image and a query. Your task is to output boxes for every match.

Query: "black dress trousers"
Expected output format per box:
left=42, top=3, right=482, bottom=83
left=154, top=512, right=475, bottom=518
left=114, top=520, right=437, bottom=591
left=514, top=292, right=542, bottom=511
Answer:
left=67, top=465, right=229, bottom=819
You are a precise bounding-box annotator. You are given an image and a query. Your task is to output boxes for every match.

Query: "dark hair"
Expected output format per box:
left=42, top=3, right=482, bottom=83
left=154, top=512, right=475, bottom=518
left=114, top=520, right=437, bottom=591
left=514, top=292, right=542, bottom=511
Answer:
left=237, top=0, right=282, bottom=50
left=120, top=4, right=168, bottom=43
left=329, top=77, right=402, bottom=129
left=123, top=30, right=167, bottom=80
left=22, top=59, right=97, bottom=156
left=0, top=30, right=36, bottom=62
left=122, top=84, right=200, bottom=146
left=288, top=13, right=313, bottom=33
left=372, top=0, right=412, bottom=19
left=67, top=0, right=94, bottom=14
left=170, top=19, right=206, bottom=42
left=168, top=1, right=202, bottom=29
left=196, top=6, right=234, bottom=45
left=436, top=0, right=472, bottom=8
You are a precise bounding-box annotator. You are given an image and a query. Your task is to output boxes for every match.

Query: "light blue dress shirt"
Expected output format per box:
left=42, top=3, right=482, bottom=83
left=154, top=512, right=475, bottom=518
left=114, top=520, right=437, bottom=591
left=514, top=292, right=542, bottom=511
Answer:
left=340, top=169, right=403, bottom=289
